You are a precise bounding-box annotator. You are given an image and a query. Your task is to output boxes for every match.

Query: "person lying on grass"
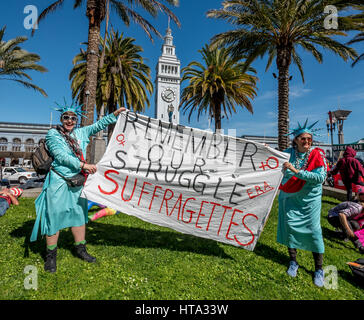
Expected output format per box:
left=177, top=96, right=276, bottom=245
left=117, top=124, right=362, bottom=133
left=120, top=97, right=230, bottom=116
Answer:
left=0, top=187, right=21, bottom=217
left=327, top=191, right=364, bottom=254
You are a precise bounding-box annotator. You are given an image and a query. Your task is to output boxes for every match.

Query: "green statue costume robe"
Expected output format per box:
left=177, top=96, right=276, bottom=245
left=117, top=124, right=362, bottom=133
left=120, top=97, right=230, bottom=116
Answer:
left=277, top=147, right=327, bottom=254
left=30, top=113, right=117, bottom=242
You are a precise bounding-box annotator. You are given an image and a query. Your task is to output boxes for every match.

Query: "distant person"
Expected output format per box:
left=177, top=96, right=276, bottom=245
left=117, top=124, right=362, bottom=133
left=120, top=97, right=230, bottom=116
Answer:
left=327, top=191, right=364, bottom=253
left=329, top=147, right=364, bottom=201
left=0, top=187, right=22, bottom=216
left=30, top=101, right=126, bottom=273
left=277, top=120, right=327, bottom=287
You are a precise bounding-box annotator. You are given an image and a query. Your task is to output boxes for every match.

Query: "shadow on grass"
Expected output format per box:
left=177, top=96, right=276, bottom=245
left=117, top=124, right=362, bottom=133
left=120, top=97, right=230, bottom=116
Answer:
left=10, top=219, right=232, bottom=260
left=253, top=243, right=318, bottom=275
left=339, top=269, right=364, bottom=289
left=322, top=226, right=356, bottom=250
left=322, top=199, right=341, bottom=206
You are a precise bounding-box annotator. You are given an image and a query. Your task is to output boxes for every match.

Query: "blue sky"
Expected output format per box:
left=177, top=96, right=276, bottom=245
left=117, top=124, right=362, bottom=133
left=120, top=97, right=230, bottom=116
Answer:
left=0, top=0, right=363, bottom=145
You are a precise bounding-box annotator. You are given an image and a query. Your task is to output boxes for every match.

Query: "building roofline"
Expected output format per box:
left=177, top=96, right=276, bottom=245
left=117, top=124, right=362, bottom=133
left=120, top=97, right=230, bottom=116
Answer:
left=0, top=121, right=52, bottom=127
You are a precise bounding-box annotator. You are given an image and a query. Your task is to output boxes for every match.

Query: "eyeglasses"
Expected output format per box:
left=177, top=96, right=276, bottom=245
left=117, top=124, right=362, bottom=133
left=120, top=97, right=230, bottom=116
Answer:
left=62, top=115, right=78, bottom=122
left=298, top=137, right=312, bottom=142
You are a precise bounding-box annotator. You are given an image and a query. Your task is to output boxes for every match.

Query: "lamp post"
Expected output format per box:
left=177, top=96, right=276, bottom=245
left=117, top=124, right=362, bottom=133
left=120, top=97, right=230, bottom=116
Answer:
left=332, top=109, right=351, bottom=145
left=85, top=90, right=90, bottom=128
left=326, top=111, right=336, bottom=162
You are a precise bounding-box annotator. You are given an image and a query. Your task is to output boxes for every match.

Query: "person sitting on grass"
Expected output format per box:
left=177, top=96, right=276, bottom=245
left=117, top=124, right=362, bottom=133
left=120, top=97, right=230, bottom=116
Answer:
left=327, top=191, right=364, bottom=254
left=0, top=187, right=21, bottom=217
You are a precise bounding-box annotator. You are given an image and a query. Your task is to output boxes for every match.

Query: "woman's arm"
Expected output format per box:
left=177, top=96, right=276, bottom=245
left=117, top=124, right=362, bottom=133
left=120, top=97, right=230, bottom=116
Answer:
left=8, top=193, right=19, bottom=206
left=294, top=166, right=327, bottom=184
left=284, top=162, right=326, bottom=184
left=339, top=213, right=355, bottom=239
left=284, top=150, right=327, bottom=184
left=82, top=107, right=126, bottom=138
left=1, top=190, right=18, bottom=206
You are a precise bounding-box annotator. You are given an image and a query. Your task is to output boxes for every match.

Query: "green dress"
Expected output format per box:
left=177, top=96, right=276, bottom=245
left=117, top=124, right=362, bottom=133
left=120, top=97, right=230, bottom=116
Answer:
left=277, top=147, right=327, bottom=253
left=30, top=113, right=117, bottom=242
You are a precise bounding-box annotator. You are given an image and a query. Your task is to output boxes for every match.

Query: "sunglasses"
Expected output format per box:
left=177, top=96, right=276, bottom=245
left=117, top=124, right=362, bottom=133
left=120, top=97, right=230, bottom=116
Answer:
left=298, top=137, right=312, bottom=142
left=62, top=115, right=78, bottom=122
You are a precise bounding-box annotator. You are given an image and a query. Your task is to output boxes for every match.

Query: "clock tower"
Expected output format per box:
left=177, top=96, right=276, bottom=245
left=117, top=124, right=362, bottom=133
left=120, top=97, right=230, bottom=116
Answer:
left=155, top=23, right=180, bottom=124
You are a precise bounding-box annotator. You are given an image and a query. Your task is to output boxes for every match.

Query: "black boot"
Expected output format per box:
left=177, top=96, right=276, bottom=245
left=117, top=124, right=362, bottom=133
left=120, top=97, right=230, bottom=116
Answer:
left=44, top=247, right=57, bottom=273
left=74, top=243, right=96, bottom=263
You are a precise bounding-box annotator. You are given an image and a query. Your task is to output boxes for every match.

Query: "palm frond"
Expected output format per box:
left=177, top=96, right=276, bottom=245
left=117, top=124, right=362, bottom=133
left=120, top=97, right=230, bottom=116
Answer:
left=32, top=0, right=66, bottom=36
left=0, top=78, right=47, bottom=97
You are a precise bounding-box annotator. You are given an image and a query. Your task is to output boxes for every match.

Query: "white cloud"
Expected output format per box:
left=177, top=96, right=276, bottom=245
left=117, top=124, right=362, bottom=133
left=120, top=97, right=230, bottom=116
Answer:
left=255, top=85, right=312, bottom=102
left=255, top=90, right=276, bottom=101
left=289, top=85, right=312, bottom=98
left=224, top=120, right=277, bottom=137
left=337, top=90, right=364, bottom=104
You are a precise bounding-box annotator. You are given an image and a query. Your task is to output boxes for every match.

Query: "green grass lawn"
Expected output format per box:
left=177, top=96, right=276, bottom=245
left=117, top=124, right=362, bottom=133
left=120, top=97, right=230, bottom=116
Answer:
left=0, top=195, right=363, bottom=300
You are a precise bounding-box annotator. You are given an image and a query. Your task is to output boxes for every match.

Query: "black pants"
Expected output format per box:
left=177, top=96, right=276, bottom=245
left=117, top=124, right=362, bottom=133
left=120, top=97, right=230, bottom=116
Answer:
left=288, top=248, right=323, bottom=271
left=344, top=180, right=364, bottom=201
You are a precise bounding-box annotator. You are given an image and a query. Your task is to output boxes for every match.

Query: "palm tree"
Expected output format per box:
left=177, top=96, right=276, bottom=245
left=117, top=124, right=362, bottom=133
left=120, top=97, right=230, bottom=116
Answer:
left=0, top=26, right=47, bottom=96
left=348, top=32, right=364, bottom=66
left=180, top=44, right=257, bottom=132
left=348, top=5, right=364, bottom=66
left=33, top=0, right=179, bottom=121
left=69, top=31, right=153, bottom=140
left=34, top=0, right=180, bottom=160
left=207, top=0, right=359, bottom=150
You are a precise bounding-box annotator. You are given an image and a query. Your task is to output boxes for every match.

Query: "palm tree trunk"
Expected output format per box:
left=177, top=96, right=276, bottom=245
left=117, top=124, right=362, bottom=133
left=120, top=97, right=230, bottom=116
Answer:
left=107, top=104, right=116, bottom=144
left=82, top=0, right=105, bottom=162
left=276, top=47, right=291, bottom=151
left=99, top=0, right=109, bottom=69
left=213, top=101, right=222, bottom=133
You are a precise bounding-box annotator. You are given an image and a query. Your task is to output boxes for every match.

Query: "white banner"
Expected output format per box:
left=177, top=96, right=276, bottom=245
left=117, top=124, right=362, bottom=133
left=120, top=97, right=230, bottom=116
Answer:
left=81, top=112, right=289, bottom=251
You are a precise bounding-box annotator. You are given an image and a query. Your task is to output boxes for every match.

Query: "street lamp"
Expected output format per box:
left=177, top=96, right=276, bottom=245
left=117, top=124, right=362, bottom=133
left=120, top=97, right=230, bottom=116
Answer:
left=332, top=109, right=351, bottom=145
left=84, top=90, right=90, bottom=128
left=326, top=112, right=336, bottom=144
left=327, top=112, right=337, bottom=162
left=168, top=104, right=174, bottom=122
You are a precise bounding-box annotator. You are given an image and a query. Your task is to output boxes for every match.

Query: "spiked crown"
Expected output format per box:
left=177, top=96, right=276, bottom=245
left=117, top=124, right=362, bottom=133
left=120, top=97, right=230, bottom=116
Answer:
left=54, top=98, right=87, bottom=118
left=286, top=119, right=321, bottom=138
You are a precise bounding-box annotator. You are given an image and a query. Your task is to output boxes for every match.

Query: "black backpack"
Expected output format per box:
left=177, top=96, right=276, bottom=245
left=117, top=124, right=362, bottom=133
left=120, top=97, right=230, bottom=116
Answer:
left=348, top=258, right=364, bottom=287
left=31, top=140, right=53, bottom=175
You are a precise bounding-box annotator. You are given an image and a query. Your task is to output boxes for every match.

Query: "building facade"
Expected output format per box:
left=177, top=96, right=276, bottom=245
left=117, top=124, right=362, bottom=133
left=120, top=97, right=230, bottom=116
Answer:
left=0, top=122, right=54, bottom=166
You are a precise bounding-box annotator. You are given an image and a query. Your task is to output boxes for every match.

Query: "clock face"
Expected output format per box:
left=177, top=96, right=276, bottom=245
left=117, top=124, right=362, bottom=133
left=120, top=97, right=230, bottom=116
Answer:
left=161, top=88, right=176, bottom=102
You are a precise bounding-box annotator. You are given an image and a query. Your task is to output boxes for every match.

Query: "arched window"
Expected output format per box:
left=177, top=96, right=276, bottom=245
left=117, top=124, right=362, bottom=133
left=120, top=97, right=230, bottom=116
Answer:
left=12, top=138, right=21, bottom=152
left=0, top=138, right=7, bottom=151
left=25, top=138, right=35, bottom=152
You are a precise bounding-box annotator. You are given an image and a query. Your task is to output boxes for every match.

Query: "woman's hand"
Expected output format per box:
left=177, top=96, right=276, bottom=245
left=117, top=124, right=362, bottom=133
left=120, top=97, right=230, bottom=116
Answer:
left=113, top=107, right=126, bottom=117
left=83, top=163, right=97, bottom=174
left=283, top=162, right=299, bottom=174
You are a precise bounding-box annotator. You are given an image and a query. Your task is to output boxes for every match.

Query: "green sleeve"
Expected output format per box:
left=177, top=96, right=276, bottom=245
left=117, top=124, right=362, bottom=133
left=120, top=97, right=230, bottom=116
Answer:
left=82, top=113, right=117, bottom=138
left=295, top=166, right=326, bottom=184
